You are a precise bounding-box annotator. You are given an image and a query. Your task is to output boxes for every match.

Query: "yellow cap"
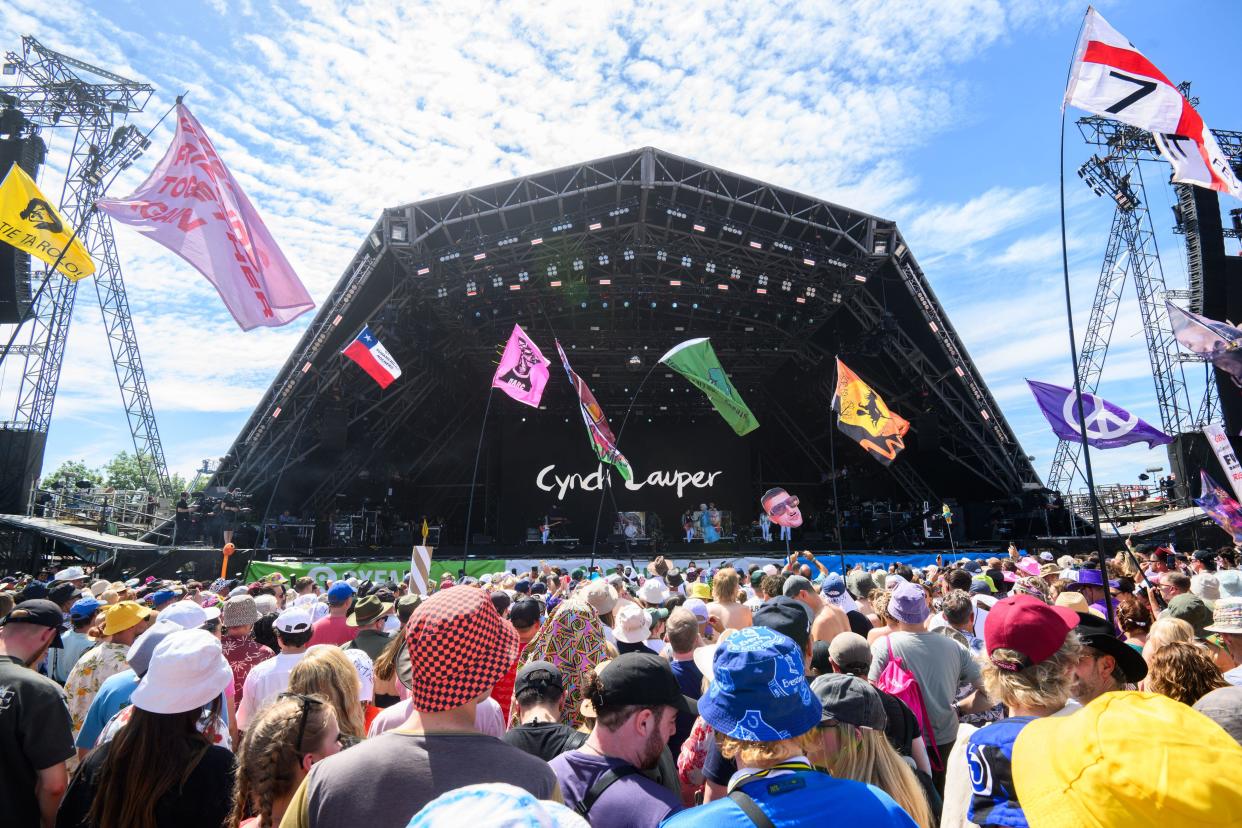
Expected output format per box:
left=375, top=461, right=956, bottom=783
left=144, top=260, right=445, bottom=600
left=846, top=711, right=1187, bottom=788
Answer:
left=100, top=600, right=153, bottom=636
left=1014, top=691, right=1242, bottom=828
left=688, top=582, right=712, bottom=601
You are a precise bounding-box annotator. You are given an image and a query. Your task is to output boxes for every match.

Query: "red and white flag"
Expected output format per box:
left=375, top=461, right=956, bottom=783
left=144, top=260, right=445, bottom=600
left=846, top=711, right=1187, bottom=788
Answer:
left=342, top=325, right=401, bottom=388
left=97, top=104, right=316, bottom=329
left=491, top=323, right=550, bottom=407
left=1065, top=8, right=1241, bottom=199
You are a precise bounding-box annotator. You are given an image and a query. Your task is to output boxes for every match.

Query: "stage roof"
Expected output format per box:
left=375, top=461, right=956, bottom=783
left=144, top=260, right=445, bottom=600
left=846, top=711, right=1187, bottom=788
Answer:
left=216, top=147, right=1040, bottom=525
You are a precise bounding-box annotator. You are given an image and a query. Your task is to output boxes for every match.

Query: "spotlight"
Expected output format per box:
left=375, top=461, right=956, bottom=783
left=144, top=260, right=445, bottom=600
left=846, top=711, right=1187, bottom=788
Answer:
left=623, top=249, right=635, bottom=261
left=436, top=287, right=447, bottom=298
left=680, top=255, right=691, bottom=267
left=547, top=264, right=558, bottom=276
left=517, top=270, right=529, bottom=282
left=627, top=354, right=643, bottom=371
left=729, top=267, right=741, bottom=280
left=572, top=259, right=584, bottom=271
left=757, top=274, right=768, bottom=286
left=705, top=262, right=716, bottom=273
left=598, top=254, right=609, bottom=265
left=781, top=279, right=792, bottom=291
left=491, top=275, right=503, bottom=287
left=657, top=250, right=667, bottom=262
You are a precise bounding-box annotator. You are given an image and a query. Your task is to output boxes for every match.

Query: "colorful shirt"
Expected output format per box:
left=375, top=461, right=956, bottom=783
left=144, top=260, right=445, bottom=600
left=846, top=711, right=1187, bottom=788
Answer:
left=97, top=695, right=231, bottom=750
left=64, top=643, right=130, bottom=737
left=221, top=635, right=274, bottom=704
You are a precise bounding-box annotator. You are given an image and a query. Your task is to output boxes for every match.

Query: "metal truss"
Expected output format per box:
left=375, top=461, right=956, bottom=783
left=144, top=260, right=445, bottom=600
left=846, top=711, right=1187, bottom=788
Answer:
left=217, top=147, right=1038, bottom=521
left=0, top=37, right=168, bottom=495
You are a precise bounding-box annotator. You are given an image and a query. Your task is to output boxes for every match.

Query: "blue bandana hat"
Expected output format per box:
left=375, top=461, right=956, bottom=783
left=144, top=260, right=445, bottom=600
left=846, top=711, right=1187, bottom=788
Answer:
left=967, top=716, right=1036, bottom=827
left=698, top=626, right=821, bottom=742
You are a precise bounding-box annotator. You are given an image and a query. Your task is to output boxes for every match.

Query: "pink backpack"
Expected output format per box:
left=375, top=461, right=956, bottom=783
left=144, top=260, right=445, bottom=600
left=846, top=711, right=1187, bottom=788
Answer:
left=874, top=635, right=943, bottom=771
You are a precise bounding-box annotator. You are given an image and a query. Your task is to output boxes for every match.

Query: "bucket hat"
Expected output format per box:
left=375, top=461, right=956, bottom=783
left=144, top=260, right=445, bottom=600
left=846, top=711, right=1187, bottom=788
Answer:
left=347, top=594, right=393, bottom=627
left=612, top=603, right=652, bottom=644
left=100, top=600, right=153, bottom=636
left=221, top=595, right=260, bottom=628
left=130, top=628, right=232, bottom=714
left=405, top=585, right=518, bottom=712
left=637, top=578, right=670, bottom=605
left=583, top=581, right=619, bottom=617
left=159, top=599, right=220, bottom=630
left=888, top=581, right=930, bottom=624
left=698, top=625, right=820, bottom=742
left=1204, top=597, right=1242, bottom=635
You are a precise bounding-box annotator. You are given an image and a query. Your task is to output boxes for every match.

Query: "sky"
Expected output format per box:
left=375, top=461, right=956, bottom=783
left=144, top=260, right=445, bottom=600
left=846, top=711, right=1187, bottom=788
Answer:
left=1, top=0, right=1239, bottom=495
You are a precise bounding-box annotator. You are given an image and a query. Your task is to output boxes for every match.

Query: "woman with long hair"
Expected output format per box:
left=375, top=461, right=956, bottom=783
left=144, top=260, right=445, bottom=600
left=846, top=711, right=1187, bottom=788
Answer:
left=1145, top=640, right=1229, bottom=705
left=808, top=674, right=934, bottom=828
left=287, top=645, right=365, bottom=746
left=56, top=629, right=234, bottom=828
left=229, top=693, right=341, bottom=828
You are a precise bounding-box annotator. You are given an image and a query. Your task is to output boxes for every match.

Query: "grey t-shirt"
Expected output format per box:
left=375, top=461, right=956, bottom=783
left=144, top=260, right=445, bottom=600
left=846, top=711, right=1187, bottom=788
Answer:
left=285, top=731, right=558, bottom=828
left=868, top=631, right=982, bottom=746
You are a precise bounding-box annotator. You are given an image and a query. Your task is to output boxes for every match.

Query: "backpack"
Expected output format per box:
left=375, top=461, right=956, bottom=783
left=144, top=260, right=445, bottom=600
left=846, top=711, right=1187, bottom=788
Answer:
left=874, top=635, right=943, bottom=771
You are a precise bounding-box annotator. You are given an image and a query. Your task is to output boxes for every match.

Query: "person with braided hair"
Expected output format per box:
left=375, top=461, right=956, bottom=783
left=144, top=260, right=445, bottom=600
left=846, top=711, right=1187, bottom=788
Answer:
left=229, top=693, right=341, bottom=828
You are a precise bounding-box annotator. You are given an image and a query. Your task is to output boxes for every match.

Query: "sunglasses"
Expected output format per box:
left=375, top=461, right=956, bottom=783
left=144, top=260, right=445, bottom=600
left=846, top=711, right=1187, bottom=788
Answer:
left=770, top=496, right=799, bottom=517
left=278, top=692, right=323, bottom=752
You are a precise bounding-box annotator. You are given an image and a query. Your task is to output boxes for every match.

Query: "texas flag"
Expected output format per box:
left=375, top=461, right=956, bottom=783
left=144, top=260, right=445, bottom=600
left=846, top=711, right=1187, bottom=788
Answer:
left=342, top=325, right=401, bottom=389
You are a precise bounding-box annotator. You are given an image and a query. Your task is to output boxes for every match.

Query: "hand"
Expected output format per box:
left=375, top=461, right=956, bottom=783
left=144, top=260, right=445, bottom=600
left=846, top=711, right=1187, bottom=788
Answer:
left=707, top=614, right=725, bottom=634
left=936, top=554, right=943, bottom=566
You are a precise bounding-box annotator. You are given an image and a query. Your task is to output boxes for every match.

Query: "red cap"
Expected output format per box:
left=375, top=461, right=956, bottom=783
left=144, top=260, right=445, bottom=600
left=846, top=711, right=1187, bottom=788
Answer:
left=984, top=594, right=1079, bottom=670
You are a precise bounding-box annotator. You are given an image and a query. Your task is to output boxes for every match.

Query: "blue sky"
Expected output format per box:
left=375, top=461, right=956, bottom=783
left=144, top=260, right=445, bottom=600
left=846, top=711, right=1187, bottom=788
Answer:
left=1, top=0, right=1239, bottom=494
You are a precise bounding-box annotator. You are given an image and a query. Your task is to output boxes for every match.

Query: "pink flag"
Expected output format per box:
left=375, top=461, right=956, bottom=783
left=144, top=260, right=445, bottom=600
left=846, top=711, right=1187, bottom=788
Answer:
left=491, top=323, right=550, bottom=407
left=97, top=104, right=315, bottom=330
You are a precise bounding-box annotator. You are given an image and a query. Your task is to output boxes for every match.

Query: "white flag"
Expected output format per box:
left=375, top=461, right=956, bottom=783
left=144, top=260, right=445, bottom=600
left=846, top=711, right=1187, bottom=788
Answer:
left=409, top=545, right=434, bottom=595
left=1065, top=9, right=1241, bottom=199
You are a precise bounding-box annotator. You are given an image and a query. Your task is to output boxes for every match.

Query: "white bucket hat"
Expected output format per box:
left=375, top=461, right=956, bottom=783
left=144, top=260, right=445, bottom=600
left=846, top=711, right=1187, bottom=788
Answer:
left=158, top=599, right=220, bottom=630
left=130, top=629, right=231, bottom=714
left=55, top=565, right=86, bottom=582
left=637, top=578, right=670, bottom=605
left=613, top=603, right=652, bottom=644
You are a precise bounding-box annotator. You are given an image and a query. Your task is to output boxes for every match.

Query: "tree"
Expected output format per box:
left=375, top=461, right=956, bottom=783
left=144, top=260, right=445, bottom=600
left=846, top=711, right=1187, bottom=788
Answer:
left=102, top=451, right=163, bottom=491
left=40, top=459, right=103, bottom=490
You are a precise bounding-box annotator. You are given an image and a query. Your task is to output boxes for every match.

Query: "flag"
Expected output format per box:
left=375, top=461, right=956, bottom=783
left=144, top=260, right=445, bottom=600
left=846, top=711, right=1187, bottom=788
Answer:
left=1026, top=380, right=1172, bottom=449
left=420, top=517, right=429, bottom=545
left=1065, top=8, right=1241, bottom=199
left=942, top=504, right=953, bottom=525
left=0, top=163, right=94, bottom=280
left=96, top=104, right=315, bottom=330
left=1203, top=423, right=1242, bottom=503
left=831, top=358, right=910, bottom=466
left=492, top=323, right=550, bottom=407
left=555, top=340, right=633, bottom=481
left=1166, top=300, right=1242, bottom=386
left=1195, top=470, right=1242, bottom=542
left=659, top=337, right=759, bottom=436
left=342, top=325, right=401, bottom=388
left=409, top=545, right=434, bottom=595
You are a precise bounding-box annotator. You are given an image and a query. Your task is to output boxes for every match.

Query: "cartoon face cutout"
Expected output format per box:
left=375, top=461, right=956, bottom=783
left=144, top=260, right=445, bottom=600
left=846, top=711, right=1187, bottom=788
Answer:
left=761, top=487, right=802, bottom=528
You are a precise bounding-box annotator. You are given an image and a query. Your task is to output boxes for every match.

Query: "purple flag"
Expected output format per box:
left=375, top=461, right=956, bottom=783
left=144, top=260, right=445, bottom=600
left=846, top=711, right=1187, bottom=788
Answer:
left=97, top=104, right=315, bottom=330
left=1026, top=380, right=1172, bottom=449
left=1166, top=300, right=1242, bottom=387
left=1195, top=470, right=1242, bottom=542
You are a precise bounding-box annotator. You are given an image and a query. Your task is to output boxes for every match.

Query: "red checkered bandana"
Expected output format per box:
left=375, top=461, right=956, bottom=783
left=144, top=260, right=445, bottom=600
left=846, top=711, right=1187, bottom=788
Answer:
left=405, top=585, right=519, bottom=712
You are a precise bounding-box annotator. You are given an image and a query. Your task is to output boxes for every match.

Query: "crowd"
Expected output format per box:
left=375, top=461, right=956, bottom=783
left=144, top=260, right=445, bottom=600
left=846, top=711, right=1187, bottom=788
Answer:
left=1, top=542, right=1241, bottom=828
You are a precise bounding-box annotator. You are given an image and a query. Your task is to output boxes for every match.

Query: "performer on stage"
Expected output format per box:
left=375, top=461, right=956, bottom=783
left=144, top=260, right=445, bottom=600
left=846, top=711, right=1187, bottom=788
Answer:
left=698, top=503, right=720, bottom=543
left=759, top=508, right=771, bottom=542
left=541, top=515, right=550, bottom=545
left=222, top=487, right=241, bottom=546
left=682, top=508, right=694, bottom=543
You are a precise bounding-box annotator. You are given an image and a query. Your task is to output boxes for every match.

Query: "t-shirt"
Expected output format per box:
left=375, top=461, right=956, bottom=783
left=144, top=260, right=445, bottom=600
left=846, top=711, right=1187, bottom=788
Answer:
left=502, top=720, right=587, bottom=761
left=0, top=655, right=76, bottom=828
left=56, top=739, right=235, bottom=828
left=308, top=615, right=357, bottom=647
left=64, top=642, right=130, bottom=737
left=221, top=635, right=274, bottom=704
left=662, top=767, right=917, bottom=828
left=367, top=696, right=506, bottom=738
left=343, top=629, right=392, bottom=663
left=548, top=750, right=681, bottom=827
left=868, top=631, right=982, bottom=746
left=47, top=630, right=96, bottom=685
left=490, top=639, right=529, bottom=723
left=281, top=731, right=558, bottom=828
left=1225, top=665, right=1242, bottom=687
left=238, top=651, right=307, bottom=729
left=669, top=658, right=704, bottom=759
left=75, top=669, right=138, bottom=750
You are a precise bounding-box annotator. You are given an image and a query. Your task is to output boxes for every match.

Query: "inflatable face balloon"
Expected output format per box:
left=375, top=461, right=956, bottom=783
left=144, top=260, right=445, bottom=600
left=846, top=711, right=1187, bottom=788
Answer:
left=761, top=487, right=802, bottom=528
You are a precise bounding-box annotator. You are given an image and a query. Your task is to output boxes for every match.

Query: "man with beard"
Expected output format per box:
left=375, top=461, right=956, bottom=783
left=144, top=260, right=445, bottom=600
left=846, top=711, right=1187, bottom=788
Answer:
left=0, top=600, right=76, bottom=827
left=1070, top=613, right=1148, bottom=705
left=549, top=652, right=695, bottom=826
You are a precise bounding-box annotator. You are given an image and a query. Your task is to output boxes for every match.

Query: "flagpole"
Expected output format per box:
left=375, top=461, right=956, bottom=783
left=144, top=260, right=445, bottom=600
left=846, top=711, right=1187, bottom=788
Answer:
left=462, top=386, right=495, bottom=576
left=1059, top=9, right=1114, bottom=629
left=589, top=361, right=658, bottom=563
left=828, top=401, right=845, bottom=575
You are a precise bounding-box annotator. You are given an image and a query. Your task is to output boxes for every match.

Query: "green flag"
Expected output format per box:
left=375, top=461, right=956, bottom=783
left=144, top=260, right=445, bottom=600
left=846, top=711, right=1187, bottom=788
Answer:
left=659, top=337, right=759, bottom=435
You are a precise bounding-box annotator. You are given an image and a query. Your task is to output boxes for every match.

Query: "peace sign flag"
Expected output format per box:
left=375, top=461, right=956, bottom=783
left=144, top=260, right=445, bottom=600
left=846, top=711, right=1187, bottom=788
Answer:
left=1026, top=380, right=1172, bottom=450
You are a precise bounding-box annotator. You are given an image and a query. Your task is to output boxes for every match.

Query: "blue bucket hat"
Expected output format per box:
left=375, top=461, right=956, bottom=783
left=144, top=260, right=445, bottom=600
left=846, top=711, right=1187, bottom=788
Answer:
left=70, top=597, right=104, bottom=620
left=698, top=626, right=821, bottom=742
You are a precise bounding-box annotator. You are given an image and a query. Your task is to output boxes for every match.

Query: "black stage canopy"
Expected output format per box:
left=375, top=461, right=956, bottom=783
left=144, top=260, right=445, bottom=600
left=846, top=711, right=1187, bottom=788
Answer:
left=214, top=147, right=1043, bottom=546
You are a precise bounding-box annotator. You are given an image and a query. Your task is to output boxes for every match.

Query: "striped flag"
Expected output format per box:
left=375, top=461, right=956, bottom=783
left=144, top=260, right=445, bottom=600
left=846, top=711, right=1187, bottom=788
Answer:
left=410, top=545, right=434, bottom=595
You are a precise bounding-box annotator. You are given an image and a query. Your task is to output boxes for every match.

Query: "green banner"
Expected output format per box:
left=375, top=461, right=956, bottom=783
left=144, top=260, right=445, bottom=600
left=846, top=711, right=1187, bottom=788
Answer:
left=244, top=559, right=506, bottom=586
left=660, top=337, right=759, bottom=435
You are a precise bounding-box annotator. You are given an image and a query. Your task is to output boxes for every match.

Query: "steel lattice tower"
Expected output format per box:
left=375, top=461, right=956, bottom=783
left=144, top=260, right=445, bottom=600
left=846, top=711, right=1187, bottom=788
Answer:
left=0, top=37, right=169, bottom=504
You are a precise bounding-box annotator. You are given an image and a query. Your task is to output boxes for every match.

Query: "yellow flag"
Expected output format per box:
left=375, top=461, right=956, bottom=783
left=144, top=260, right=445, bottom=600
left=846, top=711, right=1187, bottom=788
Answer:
left=0, top=163, right=94, bottom=280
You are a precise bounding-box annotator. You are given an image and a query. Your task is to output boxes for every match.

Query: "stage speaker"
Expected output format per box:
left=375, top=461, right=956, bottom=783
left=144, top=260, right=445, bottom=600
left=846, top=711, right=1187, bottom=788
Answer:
left=0, top=134, right=44, bottom=325
left=1168, top=431, right=1216, bottom=502
left=472, top=533, right=494, bottom=545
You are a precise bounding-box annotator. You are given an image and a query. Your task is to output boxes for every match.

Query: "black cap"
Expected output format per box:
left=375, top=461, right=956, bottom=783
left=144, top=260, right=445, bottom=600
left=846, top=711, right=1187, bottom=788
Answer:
left=514, top=660, right=564, bottom=697
left=1193, top=549, right=1217, bottom=563
left=597, top=652, right=696, bottom=714
left=754, top=596, right=811, bottom=653
left=0, top=599, right=66, bottom=647
left=48, top=582, right=80, bottom=606
left=1075, top=613, right=1148, bottom=684
left=509, top=598, right=542, bottom=631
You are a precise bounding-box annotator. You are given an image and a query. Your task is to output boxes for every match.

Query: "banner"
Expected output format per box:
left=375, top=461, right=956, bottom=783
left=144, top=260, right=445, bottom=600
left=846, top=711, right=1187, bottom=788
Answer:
left=1195, top=470, right=1242, bottom=543
left=659, top=338, right=759, bottom=436
left=1027, top=380, right=1172, bottom=449
left=342, top=325, right=401, bottom=388
left=1204, top=424, right=1242, bottom=503
left=97, top=104, right=315, bottom=330
left=493, top=323, right=550, bottom=407
left=0, top=163, right=94, bottom=279
left=555, top=339, right=633, bottom=481
left=244, top=558, right=504, bottom=586
left=1065, top=8, right=1241, bottom=199
left=409, top=545, right=434, bottom=595
left=832, top=358, right=910, bottom=466
left=1167, top=301, right=1242, bottom=387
